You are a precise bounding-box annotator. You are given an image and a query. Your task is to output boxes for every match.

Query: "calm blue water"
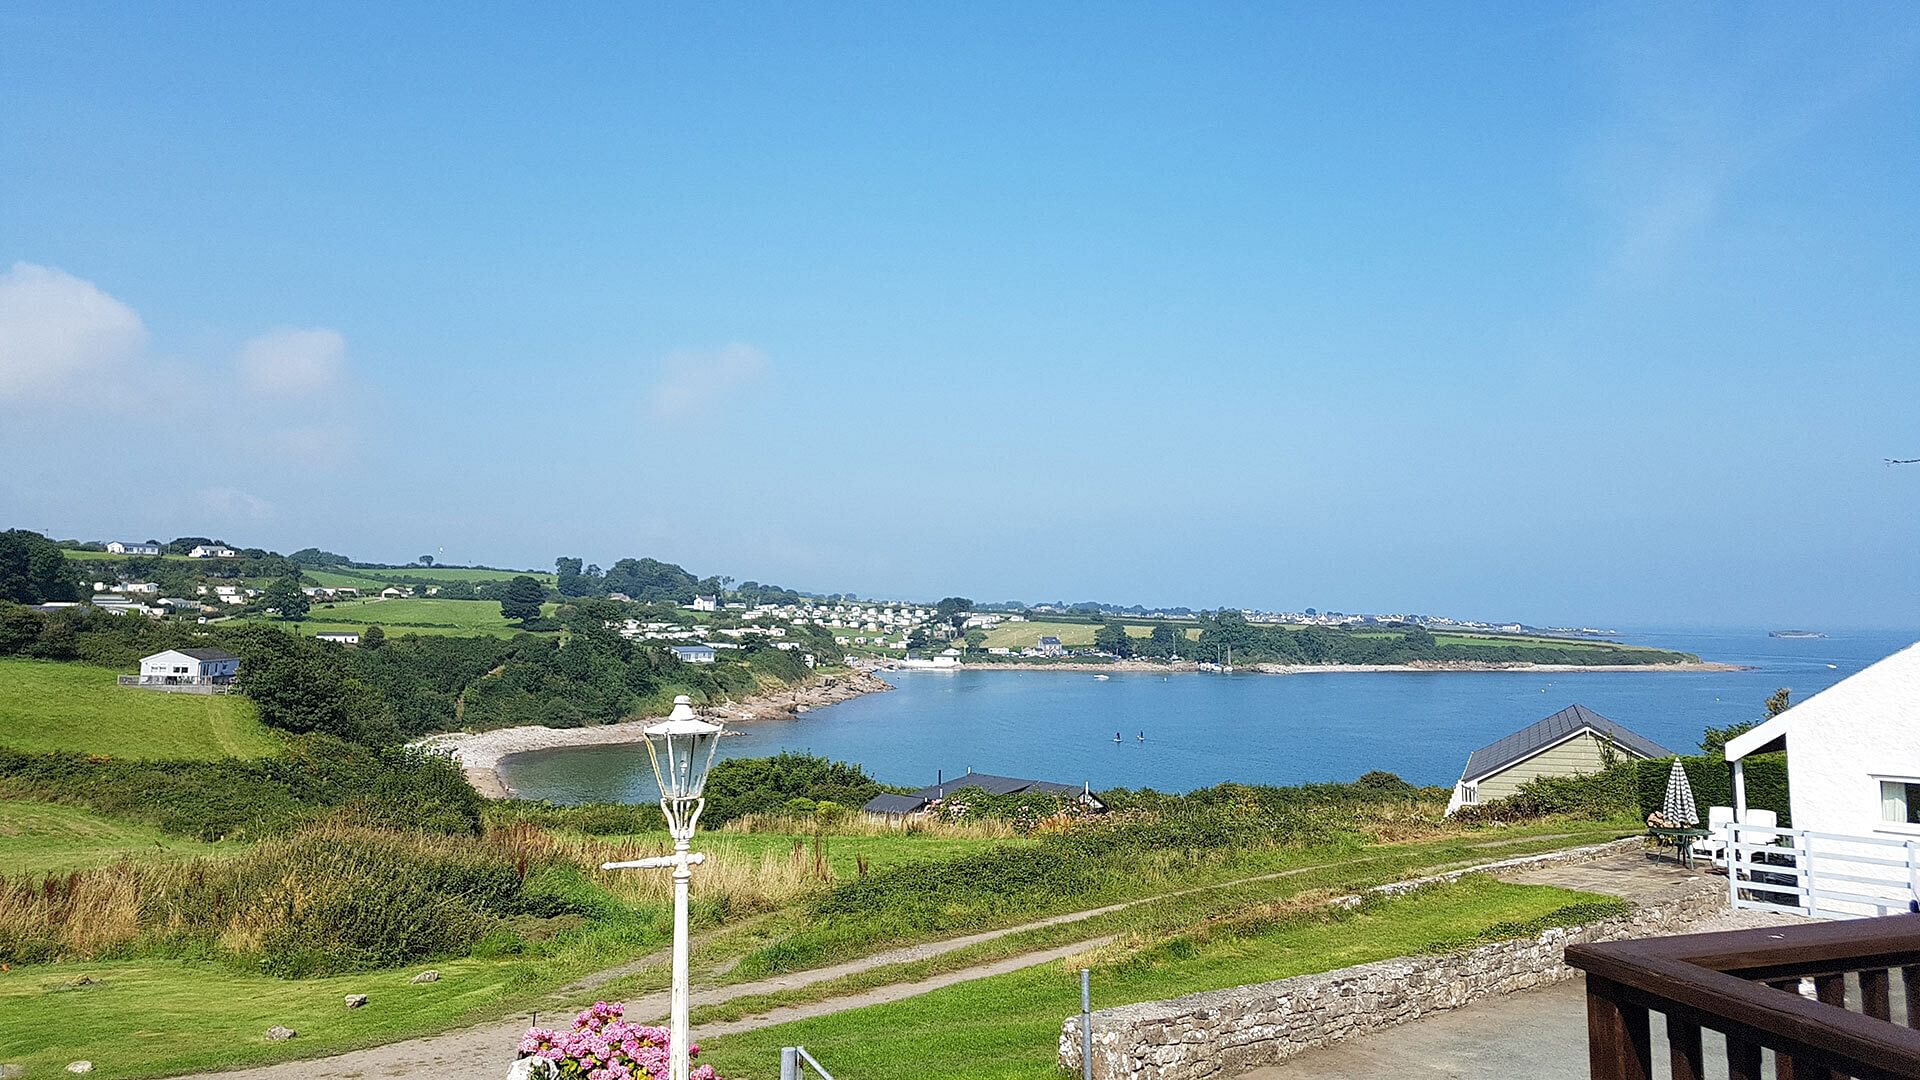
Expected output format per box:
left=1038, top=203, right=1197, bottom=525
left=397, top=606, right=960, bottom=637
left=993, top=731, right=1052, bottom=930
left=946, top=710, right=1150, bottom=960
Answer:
left=497, top=629, right=1917, bottom=803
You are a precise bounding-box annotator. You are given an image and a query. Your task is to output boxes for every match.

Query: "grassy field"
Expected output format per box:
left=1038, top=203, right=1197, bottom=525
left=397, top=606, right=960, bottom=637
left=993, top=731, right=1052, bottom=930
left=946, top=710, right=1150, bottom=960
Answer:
left=695, top=876, right=1618, bottom=1079
left=0, top=800, right=237, bottom=874
left=979, top=620, right=1198, bottom=650
left=240, top=596, right=558, bottom=638
left=62, top=550, right=207, bottom=565
left=0, top=658, right=278, bottom=760
left=0, top=821, right=1628, bottom=1079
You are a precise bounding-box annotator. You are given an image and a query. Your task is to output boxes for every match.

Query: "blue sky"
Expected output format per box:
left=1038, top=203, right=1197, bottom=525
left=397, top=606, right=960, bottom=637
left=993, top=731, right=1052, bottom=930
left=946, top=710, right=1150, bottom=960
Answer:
left=3, top=4, right=1918, bottom=629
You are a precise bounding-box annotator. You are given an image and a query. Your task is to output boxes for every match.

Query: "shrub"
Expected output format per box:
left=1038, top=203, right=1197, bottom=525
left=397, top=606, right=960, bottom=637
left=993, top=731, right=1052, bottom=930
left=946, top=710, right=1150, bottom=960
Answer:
left=0, top=823, right=610, bottom=973
left=520, top=1001, right=725, bottom=1080
left=1633, top=753, right=1790, bottom=825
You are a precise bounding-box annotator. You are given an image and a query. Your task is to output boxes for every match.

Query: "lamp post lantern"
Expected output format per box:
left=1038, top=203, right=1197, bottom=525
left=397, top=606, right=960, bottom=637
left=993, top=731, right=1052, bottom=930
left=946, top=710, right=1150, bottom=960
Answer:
left=600, top=694, right=724, bottom=1080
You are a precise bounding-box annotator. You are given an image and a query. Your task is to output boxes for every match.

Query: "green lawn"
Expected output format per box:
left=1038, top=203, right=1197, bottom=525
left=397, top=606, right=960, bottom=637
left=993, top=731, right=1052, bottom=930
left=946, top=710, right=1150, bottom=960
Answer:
left=0, top=658, right=278, bottom=760
left=240, top=597, right=558, bottom=639
left=0, top=800, right=237, bottom=874
left=62, top=550, right=198, bottom=564
left=695, top=877, right=1617, bottom=1079
left=980, top=620, right=1200, bottom=650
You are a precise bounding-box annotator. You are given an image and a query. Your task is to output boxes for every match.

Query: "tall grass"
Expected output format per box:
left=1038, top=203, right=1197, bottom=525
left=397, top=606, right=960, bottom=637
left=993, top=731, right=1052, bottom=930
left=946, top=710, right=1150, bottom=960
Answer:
left=716, top=811, right=1018, bottom=840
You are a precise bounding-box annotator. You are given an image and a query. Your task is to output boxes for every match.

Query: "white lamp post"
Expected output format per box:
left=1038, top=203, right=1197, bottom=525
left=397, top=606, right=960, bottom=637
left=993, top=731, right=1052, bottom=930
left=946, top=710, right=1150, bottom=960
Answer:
left=600, top=695, right=725, bottom=1080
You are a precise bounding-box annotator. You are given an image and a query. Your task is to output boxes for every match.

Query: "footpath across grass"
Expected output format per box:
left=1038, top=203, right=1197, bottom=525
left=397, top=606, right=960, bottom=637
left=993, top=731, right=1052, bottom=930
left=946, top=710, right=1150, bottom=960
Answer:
left=694, top=876, right=1621, bottom=1079
left=0, top=658, right=278, bottom=760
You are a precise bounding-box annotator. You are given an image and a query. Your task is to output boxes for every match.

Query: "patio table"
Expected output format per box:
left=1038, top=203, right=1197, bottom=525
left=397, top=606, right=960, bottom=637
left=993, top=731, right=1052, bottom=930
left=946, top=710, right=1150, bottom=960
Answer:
left=1647, top=826, right=1711, bottom=869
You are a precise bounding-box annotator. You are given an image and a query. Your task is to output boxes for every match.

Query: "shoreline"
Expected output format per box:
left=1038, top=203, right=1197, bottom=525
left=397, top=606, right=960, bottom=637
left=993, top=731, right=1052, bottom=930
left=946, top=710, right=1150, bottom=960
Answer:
left=417, top=669, right=894, bottom=799
left=928, top=659, right=1747, bottom=675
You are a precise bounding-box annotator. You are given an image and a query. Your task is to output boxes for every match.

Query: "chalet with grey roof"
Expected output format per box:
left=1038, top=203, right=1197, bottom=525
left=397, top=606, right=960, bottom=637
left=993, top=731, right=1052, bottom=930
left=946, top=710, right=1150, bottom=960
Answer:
left=1446, top=704, right=1672, bottom=815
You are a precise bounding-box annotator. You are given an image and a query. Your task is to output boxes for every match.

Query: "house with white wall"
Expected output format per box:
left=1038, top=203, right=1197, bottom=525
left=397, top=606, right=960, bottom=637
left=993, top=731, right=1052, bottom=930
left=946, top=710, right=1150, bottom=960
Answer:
left=134, top=647, right=240, bottom=687
left=187, top=545, right=238, bottom=558
left=106, top=541, right=162, bottom=555
left=1725, top=641, right=1920, bottom=837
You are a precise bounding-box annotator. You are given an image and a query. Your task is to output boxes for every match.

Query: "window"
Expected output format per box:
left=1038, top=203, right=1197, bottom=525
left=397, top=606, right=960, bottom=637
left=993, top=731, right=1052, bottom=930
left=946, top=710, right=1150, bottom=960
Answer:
left=1880, top=780, right=1920, bottom=825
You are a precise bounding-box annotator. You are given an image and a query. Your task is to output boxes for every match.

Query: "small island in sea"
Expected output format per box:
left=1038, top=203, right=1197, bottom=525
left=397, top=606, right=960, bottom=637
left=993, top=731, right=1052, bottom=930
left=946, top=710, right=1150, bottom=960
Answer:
left=1770, top=629, right=1828, bottom=639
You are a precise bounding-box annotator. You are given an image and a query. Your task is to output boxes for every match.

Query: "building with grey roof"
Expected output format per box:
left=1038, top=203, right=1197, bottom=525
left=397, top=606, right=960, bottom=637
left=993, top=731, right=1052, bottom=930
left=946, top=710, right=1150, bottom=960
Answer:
left=862, top=768, right=1104, bottom=817
left=1446, top=703, right=1673, bottom=815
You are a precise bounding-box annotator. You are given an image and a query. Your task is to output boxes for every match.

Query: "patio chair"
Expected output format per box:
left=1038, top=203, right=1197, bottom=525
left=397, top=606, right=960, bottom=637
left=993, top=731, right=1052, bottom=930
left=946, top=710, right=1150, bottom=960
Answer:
left=1692, top=806, right=1735, bottom=867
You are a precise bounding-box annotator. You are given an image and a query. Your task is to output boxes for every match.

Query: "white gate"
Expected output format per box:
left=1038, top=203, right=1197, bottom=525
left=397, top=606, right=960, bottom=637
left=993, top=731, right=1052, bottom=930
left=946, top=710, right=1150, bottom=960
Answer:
left=1727, top=824, right=1920, bottom=919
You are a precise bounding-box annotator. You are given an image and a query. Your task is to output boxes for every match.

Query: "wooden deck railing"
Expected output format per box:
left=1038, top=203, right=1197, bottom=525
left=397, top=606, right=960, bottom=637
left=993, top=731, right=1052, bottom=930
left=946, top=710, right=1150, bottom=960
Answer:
left=1567, top=914, right=1920, bottom=1080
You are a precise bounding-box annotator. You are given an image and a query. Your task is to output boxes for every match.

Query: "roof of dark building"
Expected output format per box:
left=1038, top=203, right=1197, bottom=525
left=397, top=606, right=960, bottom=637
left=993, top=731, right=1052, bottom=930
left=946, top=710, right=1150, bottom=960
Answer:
left=1038, top=636, right=1062, bottom=644
left=861, top=770, right=1101, bottom=815
left=175, top=647, right=240, bottom=662
left=1460, top=704, right=1672, bottom=782
left=861, top=793, right=928, bottom=815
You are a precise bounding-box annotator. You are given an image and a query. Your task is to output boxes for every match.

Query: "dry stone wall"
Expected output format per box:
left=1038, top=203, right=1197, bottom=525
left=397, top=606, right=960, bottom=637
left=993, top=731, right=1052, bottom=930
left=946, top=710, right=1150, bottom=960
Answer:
left=1059, top=873, right=1721, bottom=1080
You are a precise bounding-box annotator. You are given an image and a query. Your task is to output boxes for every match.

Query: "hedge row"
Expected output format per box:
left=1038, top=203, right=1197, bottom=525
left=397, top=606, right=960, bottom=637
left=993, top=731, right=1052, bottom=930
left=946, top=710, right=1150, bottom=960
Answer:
left=1634, top=753, right=1789, bottom=826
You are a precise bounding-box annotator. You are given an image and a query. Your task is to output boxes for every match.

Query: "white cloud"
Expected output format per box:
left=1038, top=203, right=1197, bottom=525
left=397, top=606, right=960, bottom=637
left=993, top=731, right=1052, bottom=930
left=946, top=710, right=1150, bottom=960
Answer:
left=0, top=262, right=148, bottom=401
left=198, top=486, right=275, bottom=523
left=236, top=327, right=347, bottom=396
left=648, top=343, right=768, bottom=420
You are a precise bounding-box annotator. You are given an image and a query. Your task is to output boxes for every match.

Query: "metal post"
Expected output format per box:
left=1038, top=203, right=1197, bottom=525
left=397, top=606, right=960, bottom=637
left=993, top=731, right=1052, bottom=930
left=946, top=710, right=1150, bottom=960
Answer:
left=671, top=833, right=693, bottom=1080
left=1081, top=967, right=1093, bottom=1080
left=780, top=1046, right=799, bottom=1080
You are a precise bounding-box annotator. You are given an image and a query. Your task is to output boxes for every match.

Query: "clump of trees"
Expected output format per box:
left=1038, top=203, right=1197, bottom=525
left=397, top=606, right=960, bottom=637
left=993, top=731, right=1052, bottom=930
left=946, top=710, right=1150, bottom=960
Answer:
left=0, top=530, right=80, bottom=604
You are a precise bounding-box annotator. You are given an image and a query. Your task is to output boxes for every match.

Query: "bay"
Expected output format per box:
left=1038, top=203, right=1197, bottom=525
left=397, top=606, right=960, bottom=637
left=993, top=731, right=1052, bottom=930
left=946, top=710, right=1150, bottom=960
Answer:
left=497, top=628, right=1917, bottom=804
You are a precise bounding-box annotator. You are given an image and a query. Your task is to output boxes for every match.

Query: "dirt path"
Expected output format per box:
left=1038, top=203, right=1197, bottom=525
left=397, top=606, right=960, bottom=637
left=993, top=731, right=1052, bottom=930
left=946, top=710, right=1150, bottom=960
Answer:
left=168, top=837, right=1630, bottom=1080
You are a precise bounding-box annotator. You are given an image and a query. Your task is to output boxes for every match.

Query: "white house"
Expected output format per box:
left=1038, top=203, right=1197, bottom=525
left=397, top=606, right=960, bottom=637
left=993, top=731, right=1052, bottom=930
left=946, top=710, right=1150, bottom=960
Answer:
left=135, top=647, right=240, bottom=687
left=106, top=541, right=162, bottom=556
left=316, top=632, right=360, bottom=645
left=1725, top=641, right=1920, bottom=836
left=187, top=545, right=238, bottom=559
left=668, top=644, right=717, bottom=664
left=1720, top=641, right=1920, bottom=917
left=687, top=595, right=719, bottom=612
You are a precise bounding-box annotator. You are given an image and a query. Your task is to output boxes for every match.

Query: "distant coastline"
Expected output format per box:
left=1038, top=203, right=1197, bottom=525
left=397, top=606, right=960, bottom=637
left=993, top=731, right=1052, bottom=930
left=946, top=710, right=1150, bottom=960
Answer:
left=925, top=659, right=1745, bottom=675
left=419, top=669, right=893, bottom=799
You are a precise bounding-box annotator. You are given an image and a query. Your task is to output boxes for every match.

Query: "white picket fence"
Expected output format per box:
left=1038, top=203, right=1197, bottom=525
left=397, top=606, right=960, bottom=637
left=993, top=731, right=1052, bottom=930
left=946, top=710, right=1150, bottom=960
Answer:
left=1727, top=824, right=1920, bottom=919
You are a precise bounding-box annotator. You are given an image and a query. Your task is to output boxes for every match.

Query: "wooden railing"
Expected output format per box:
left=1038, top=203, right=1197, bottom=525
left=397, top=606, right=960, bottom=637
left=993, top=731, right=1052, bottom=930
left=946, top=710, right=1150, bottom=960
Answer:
left=1567, top=914, right=1920, bottom=1079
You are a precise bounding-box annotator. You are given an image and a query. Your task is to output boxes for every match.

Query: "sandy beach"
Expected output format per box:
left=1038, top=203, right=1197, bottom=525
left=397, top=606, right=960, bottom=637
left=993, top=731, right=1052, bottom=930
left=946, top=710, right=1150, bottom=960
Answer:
left=417, top=669, right=894, bottom=799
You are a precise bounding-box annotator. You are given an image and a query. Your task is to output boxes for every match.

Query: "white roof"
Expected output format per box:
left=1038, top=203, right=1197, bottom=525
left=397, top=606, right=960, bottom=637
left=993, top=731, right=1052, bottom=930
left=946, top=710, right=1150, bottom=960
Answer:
left=1725, top=640, right=1920, bottom=761
left=644, top=695, right=724, bottom=736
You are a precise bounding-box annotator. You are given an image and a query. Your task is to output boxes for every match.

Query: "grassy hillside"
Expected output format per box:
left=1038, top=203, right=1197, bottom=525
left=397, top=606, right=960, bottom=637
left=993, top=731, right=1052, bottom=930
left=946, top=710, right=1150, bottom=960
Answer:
left=979, top=620, right=1196, bottom=650
left=0, top=801, right=235, bottom=874
left=240, top=596, right=558, bottom=638
left=0, top=658, right=278, bottom=760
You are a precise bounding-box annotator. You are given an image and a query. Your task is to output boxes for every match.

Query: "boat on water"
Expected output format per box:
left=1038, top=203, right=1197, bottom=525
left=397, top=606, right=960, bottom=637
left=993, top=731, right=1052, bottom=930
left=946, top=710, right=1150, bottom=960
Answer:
left=1770, top=629, right=1828, bottom=639
left=1113, top=732, right=1122, bottom=743
left=1093, top=673, right=1110, bottom=681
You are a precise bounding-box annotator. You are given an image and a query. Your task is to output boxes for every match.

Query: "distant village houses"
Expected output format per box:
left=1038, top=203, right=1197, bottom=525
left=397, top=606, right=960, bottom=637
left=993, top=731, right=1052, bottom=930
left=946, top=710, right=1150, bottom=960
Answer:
left=668, top=643, right=717, bottom=664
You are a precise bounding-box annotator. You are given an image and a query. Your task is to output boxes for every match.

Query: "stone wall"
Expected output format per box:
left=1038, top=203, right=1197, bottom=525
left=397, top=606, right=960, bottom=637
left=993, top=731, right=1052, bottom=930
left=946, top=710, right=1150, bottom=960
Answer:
left=1059, top=874, right=1722, bottom=1080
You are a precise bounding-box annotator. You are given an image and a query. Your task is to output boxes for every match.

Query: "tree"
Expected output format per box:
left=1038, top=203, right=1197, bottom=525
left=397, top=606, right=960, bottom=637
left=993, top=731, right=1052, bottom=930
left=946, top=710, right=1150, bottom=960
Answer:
left=418, top=554, right=434, bottom=567
left=934, top=597, right=974, bottom=621
left=1765, top=687, right=1792, bottom=718
left=361, top=625, right=385, bottom=650
left=264, top=575, right=310, bottom=621
left=1145, top=622, right=1182, bottom=659
left=963, top=628, right=987, bottom=653
left=906, top=628, right=931, bottom=651
left=555, top=556, right=598, bottom=598
left=1094, top=621, right=1136, bottom=658
left=500, top=575, right=546, bottom=624
left=0, top=530, right=79, bottom=604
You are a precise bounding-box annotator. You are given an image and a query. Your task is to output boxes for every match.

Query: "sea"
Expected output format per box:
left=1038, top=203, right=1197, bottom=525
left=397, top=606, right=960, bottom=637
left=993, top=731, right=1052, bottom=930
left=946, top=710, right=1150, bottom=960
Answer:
left=496, top=628, right=1918, bottom=804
